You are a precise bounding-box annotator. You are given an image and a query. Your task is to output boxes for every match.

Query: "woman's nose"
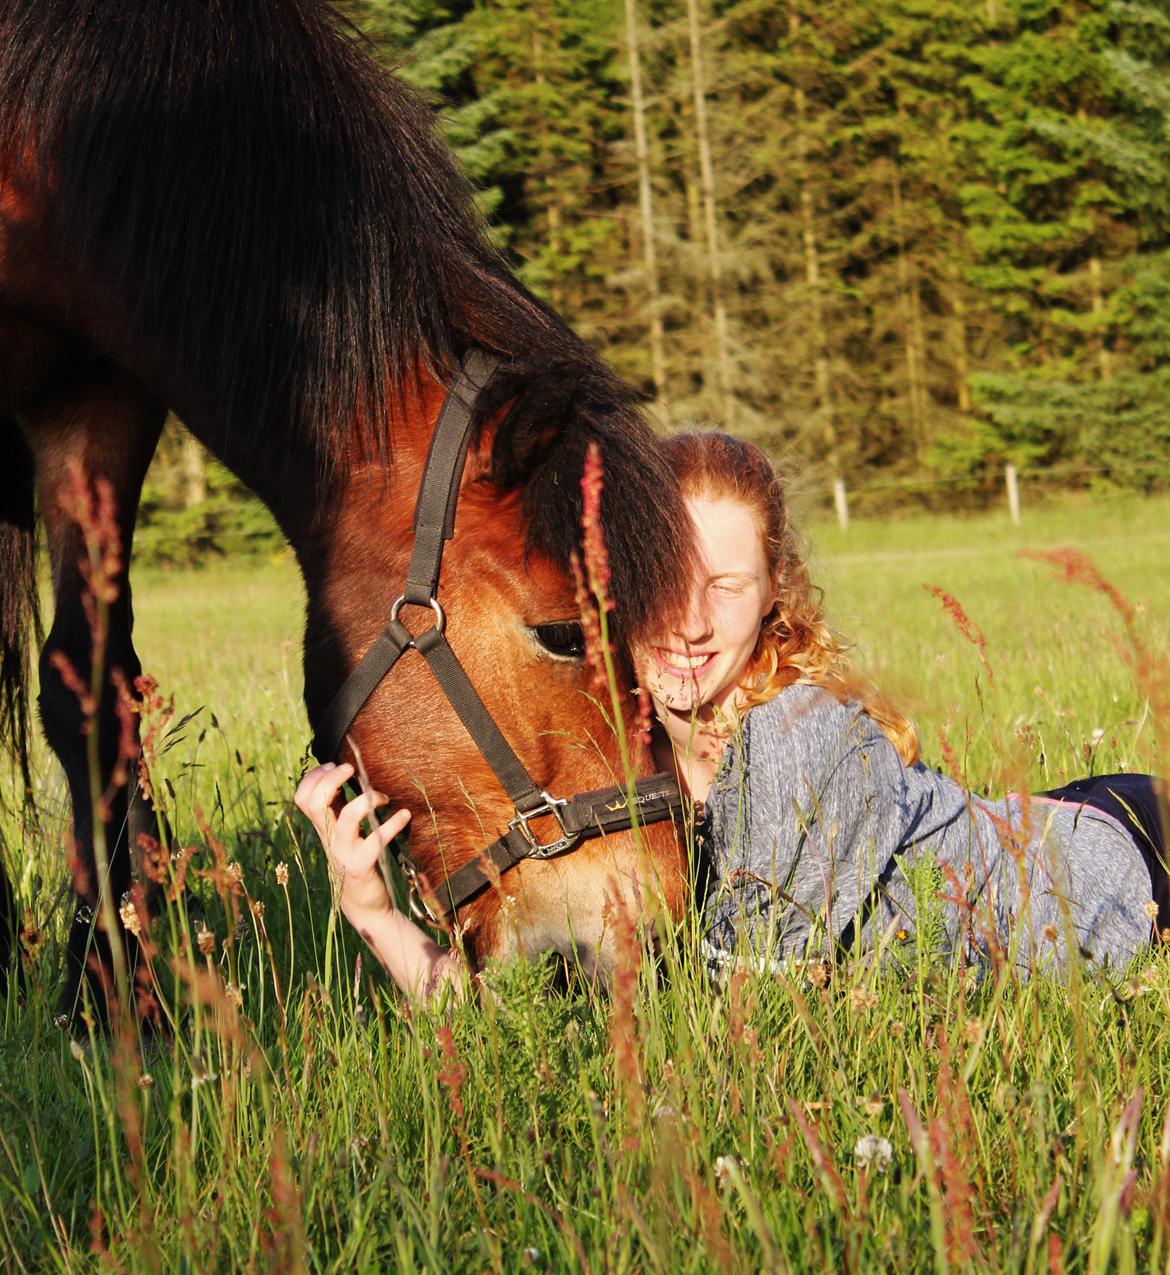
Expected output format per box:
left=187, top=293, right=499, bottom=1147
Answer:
left=675, top=588, right=712, bottom=644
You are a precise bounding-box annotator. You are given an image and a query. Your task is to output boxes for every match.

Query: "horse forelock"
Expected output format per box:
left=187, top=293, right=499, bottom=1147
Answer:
left=478, top=364, right=696, bottom=646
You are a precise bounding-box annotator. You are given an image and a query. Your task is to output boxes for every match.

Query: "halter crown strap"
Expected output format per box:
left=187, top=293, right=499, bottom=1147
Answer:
left=311, top=348, right=499, bottom=764
left=404, top=347, right=498, bottom=605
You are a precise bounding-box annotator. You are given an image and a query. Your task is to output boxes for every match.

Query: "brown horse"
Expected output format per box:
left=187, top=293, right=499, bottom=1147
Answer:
left=0, top=0, right=693, bottom=1016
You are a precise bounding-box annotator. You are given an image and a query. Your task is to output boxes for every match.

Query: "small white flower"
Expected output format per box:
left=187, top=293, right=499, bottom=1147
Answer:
left=1090, top=728, right=1105, bottom=745
left=714, top=1154, right=739, bottom=1189
left=854, top=1134, right=892, bottom=1173
left=190, top=1055, right=217, bottom=1089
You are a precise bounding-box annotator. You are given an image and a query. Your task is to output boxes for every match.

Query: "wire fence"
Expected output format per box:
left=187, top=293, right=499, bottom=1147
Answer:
left=825, top=461, right=1170, bottom=529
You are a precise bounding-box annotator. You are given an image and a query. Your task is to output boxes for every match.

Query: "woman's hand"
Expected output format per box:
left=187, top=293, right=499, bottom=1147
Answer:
left=294, top=762, right=462, bottom=1003
left=293, top=762, right=410, bottom=919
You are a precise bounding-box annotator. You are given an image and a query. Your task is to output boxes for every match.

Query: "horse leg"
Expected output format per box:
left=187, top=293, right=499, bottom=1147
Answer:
left=0, top=413, right=38, bottom=989
left=25, top=377, right=164, bottom=1025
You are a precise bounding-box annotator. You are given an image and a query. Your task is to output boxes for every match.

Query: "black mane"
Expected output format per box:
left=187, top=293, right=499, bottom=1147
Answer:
left=0, top=0, right=691, bottom=637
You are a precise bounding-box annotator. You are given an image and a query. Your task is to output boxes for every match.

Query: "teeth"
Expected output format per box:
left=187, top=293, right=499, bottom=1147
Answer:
left=660, top=651, right=711, bottom=670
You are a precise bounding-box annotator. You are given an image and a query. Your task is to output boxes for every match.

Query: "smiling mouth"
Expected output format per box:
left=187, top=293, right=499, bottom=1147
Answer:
left=652, top=648, right=716, bottom=677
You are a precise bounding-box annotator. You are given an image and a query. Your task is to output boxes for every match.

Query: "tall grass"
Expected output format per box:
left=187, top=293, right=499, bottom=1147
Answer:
left=1, top=495, right=1169, bottom=1271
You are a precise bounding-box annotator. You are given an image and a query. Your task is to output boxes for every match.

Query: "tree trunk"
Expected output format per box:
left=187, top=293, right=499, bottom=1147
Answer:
left=791, top=10, right=840, bottom=476
left=624, top=0, right=667, bottom=403
left=181, top=430, right=206, bottom=508
left=1088, top=254, right=1113, bottom=381
left=686, top=0, right=734, bottom=425
left=531, top=24, right=564, bottom=312
left=891, top=164, right=927, bottom=465
left=952, top=290, right=972, bottom=415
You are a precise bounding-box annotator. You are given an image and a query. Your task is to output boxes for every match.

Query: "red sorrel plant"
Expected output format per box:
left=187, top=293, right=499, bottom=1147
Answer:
left=55, top=459, right=140, bottom=1013
left=1023, top=548, right=1170, bottom=766
left=923, top=584, right=996, bottom=687
left=931, top=1041, right=987, bottom=1265
left=605, top=885, right=644, bottom=1124
left=572, top=442, right=638, bottom=785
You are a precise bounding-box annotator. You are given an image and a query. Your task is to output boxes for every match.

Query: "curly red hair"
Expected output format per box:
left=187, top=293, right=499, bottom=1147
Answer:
left=661, top=431, right=918, bottom=765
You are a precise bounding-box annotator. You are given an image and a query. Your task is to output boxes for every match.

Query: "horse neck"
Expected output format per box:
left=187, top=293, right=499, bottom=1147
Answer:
left=241, top=373, right=447, bottom=563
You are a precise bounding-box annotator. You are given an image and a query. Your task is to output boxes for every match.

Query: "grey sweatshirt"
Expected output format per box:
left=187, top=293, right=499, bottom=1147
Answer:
left=702, top=684, right=1154, bottom=974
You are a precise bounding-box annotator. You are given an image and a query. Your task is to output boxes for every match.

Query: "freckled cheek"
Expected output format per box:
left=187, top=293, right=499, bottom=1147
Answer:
left=712, top=599, right=764, bottom=648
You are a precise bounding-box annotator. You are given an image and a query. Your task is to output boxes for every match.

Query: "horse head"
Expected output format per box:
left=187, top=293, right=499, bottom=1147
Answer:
left=300, top=359, right=694, bottom=974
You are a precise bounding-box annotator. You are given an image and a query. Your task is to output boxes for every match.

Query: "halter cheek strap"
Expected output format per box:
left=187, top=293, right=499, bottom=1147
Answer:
left=310, top=348, right=685, bottom=923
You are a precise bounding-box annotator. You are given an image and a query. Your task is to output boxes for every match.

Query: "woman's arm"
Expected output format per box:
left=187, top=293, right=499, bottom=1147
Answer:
left=293, top=762, right=463, bottom=1003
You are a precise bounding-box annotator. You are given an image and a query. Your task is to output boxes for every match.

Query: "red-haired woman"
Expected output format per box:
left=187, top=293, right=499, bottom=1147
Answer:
left=640, top=432, right=1166, bottom=976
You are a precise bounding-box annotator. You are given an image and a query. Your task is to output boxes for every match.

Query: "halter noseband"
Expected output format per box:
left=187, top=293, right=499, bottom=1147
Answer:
left=311, top=349, right=685, bottom=924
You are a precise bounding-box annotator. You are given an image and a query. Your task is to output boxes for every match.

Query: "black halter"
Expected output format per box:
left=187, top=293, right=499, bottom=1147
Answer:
left=311, top=349, right=685, bottom=924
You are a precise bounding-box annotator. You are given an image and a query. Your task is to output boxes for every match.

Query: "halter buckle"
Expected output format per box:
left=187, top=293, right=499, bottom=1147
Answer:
left=509, top=792, right=577, bottom=859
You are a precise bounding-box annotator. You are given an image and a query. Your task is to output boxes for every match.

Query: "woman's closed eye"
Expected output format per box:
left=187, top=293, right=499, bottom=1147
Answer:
left=530, top=621, right=586, bottom=661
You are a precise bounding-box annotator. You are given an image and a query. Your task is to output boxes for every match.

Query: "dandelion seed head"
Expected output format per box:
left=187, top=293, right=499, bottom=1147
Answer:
left=1144, top=900, right=1160, bottom=921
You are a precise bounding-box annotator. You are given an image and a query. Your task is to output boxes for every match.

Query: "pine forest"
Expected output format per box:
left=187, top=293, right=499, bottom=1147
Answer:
left=150, top=0, right=1170, bottom=535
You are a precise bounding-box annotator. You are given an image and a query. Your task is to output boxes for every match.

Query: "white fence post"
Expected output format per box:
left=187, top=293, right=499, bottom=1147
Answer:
left=1005, top=463, right=1020, bottom=525
left=833, top=478, right=849, bottom=532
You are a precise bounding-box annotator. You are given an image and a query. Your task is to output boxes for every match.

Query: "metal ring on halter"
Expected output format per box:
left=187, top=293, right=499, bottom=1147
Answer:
left=388, top=594, right=445, bottom=636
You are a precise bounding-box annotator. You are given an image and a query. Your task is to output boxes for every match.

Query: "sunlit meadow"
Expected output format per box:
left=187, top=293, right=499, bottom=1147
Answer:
left=2, top=490, right=1170, bottom=1271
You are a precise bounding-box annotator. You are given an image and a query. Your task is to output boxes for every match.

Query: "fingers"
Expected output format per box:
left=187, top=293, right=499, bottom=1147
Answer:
left=294, top=762, right=354, bottom=824
left=363, top=806, right=411, bottom=854
left=337, top=805, right=411, bottom=880
left=335, top=788, right=393, bottom=843
left=296, top=766, right=411, bottom=880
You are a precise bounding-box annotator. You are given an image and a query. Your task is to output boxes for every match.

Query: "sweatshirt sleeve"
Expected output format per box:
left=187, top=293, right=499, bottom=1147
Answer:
left=703, top=685, right=915, bottom=960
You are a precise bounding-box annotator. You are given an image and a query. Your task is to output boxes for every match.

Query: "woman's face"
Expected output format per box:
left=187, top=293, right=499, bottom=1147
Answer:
left=638, top=494, right=775, bottom=718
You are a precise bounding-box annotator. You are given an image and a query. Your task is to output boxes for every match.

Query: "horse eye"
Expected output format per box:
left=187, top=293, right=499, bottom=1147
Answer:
left=531, top=621, right=586, bottom=661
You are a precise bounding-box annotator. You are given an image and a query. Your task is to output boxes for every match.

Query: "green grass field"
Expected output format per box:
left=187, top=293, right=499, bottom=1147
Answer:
left=2, top=492, right=1170, bottom=1272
